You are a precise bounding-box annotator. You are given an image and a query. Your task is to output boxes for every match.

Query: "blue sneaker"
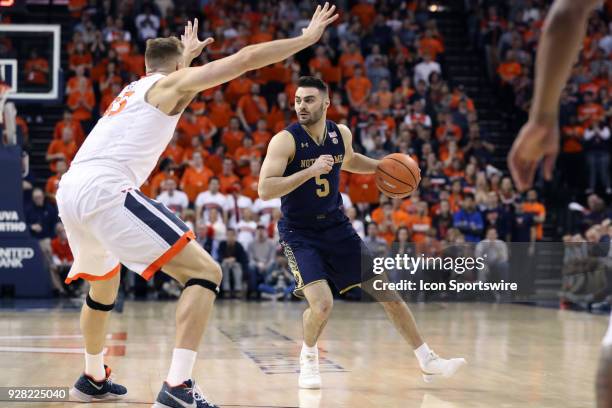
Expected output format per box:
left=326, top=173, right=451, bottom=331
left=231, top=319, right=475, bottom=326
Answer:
left=153, top=379, right=218, bottom=408
left=70, top=365, right=127, bottom=402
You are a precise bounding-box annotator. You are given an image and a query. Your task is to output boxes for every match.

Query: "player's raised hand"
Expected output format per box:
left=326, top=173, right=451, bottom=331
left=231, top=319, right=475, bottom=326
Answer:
left=302, top=2, right=339, bottom=44
left=507, top=120, right=559, bottom=192
left=309, top=154, right=334, bottom=177
left=181, top=18, right=214, bottom=62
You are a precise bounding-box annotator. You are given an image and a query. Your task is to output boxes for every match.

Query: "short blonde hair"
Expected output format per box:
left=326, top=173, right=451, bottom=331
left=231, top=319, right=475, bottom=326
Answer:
left=145, top=37, right=184, bottom=70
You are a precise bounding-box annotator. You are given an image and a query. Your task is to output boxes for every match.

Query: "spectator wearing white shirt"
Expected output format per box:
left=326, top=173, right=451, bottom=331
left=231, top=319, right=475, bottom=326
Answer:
left=156, top=179, right=189, bottom=215
left=235, top=208, right=258, bottom=250
left=413, top=53, right=441, bottom=86
left=195, top=177, right=227, bottom=224
left=226, top=182, right=254, bottom=228
left=404, top=100, right=432, bottom=129
left=253, top=196, right=281, bottom=226
left=346, top=207, right=365, bottom=238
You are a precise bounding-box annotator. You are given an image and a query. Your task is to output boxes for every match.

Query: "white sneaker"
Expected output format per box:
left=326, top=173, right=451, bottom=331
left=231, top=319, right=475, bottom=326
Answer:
left=299, top=352, right=321, bottom=389
left=420, top=351, right=466, bottom=383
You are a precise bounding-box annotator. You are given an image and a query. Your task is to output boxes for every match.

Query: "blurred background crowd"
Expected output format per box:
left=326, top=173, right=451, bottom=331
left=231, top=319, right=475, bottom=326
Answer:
left=1, top=0, right=610, bottom=307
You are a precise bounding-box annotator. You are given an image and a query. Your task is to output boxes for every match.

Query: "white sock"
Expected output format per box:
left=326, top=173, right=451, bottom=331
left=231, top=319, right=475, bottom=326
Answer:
left=166, top=348, right=197, bottom=386
left=414, top=343, right=432, bottom=366
left=301, top=342, right=318, bottom=355
left=85, top=351, right=105, bottom=381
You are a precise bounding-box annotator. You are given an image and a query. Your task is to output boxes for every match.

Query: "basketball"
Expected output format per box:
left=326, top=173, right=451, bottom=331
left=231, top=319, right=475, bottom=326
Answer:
left=375, top=153, right=421, bottom=198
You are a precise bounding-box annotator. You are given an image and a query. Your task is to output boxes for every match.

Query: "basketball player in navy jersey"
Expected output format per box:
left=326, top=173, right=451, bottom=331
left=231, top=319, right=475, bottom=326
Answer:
left=259, top=76, right=465, bottom=389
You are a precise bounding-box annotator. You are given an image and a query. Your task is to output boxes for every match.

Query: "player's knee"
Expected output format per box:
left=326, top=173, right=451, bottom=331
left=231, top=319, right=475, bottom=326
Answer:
left=310, top=297, right=333, bottom=319
left=185, top=257, right=222, bottom=286
left=88, top=275, right=120, bottom=306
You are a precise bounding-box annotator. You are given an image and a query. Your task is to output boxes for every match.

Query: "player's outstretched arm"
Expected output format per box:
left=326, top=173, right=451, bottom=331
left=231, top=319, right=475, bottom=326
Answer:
left=508, top=0, right=601, bottom=191
left=161, top=3, right=338, bottom=95
left=338, top=124, right=379, bottom=174
left=258, top=131, right=333, bottom=200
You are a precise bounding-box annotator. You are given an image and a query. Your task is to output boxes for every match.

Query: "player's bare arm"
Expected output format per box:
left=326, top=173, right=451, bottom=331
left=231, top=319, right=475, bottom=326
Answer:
left=258, top=131, right=334, bottom=200
left=338, top=124, right=379, bottom=174
left=508, top=0, right=602, bottom=191
left=148, top=3, right=338, bottom=116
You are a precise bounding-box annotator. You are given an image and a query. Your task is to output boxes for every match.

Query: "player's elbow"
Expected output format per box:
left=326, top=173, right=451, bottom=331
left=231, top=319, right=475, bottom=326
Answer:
left=234, top=48, right=253, bottom=73
left=258, top=181, right=271, bottom=201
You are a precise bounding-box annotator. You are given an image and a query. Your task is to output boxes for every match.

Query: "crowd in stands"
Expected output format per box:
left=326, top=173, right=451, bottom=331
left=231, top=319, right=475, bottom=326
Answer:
left=5, top=1, right=610, bottom=303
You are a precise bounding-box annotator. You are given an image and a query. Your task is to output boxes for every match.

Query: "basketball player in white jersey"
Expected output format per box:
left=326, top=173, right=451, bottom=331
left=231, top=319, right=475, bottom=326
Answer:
left=56, top=5, right=338, bottom=407
left=506, top=0, right=610, bottom=406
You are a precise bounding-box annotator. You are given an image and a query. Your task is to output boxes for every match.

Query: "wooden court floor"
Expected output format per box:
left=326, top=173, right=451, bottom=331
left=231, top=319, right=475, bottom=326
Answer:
left=0, top=301, right=606, bottom=407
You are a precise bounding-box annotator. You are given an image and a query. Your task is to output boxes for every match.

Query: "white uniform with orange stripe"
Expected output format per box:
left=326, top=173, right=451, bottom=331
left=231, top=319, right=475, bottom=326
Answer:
left=57, top=74, right=194, bottom=284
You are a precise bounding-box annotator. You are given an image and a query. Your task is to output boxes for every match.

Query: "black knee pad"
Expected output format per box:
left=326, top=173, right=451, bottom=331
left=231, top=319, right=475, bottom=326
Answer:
left=86, top=293, right=115, bottom=311
left=184, top=278, right=220, bottom=296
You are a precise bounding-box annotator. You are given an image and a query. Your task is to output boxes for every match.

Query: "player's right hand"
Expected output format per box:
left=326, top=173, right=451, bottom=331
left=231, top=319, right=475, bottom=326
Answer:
left=302, top=2, right=339, bottom=44
left=309, top=154, right=334, bottom=177
left=507, top=120, right=559, bottom=192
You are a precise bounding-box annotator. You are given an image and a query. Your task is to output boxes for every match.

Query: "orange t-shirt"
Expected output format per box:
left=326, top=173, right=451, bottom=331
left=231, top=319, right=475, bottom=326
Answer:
left=561, top=125, right=584, bottom=153
left=497, top=62, right=522, bottom=83
left=351, top=3, right=376, bottom=28
left=219, top=174, right=240, bottom=194
left=418, top=38, right=444, bottom=59
left=252, top=130, right=272, bottom=151
left=51, top=237, right=73, bottom=262
left=45, top=174, right=61, bottom=200
left=53, top=120, right=85, bottom=147
left=578, top=103, right=604, bottom=126
left=339, top=52, right=364, bottom=78
left=522, top=202, right=545, bottom=240
left=375, top=91, right=393, bottom=111
left=346, top=76, right=372, bottom=106
left=69, top=52, right=92, bottom=70
left=242, top=174, right=259, bottom=201
left=436, top=124, right=463, bottom=142
left=162, top=144, right=185, bottom=165
left=149, top=172, right=179, bottom=198
left=47, top=140, right=77, bottom=171
left=225, top=78, right=254, bottom=105
left=208, top=101, right=234, bottom=129
left=284, top=83, right=298, bottom=103
left=309, top=57, right=332, bottom=73
left=182, top=146, right=209, bottom=164
left=238, top=94, right=268, bottom=125
left=406, top=214, right=432, bottom=243
left=222, top=130, right=245, bottom=155
left=25, top=58, right=49, bottom=84
left=180, top=166, right=214, bottom=203
left=371, top=208, right=410, bottom=227
left=348, top=173, right=378, bottom=204
left=67, top=89, right=95, bottom=121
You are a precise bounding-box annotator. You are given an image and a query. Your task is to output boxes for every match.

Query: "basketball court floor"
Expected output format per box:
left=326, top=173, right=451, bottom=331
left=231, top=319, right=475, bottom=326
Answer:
left=0, top=301, right=605, bottom=407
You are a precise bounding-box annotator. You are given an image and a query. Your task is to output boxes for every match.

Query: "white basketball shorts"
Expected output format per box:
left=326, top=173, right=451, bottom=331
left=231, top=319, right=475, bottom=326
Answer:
left=56, top=165, right=194, bottom=284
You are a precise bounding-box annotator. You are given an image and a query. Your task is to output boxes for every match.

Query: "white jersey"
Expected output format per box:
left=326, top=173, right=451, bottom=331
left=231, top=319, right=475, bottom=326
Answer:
left=71, top=73, right=181, bottom=187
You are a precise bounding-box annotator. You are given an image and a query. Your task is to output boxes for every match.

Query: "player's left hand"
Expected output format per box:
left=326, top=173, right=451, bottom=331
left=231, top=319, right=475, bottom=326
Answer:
left=507, top=120, right=559, bottom=192
left=181, top=18, right=214, bottom=61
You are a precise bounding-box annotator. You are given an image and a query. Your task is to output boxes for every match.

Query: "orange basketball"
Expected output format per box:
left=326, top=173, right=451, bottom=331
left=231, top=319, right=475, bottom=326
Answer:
left=375, top=153, right=421, bottom=198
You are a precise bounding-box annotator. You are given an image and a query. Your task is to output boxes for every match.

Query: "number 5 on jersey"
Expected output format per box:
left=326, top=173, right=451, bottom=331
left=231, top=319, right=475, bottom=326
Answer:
left=315, top=175, right=329, bottom=197
left=103, top=90, right=135, bottom=117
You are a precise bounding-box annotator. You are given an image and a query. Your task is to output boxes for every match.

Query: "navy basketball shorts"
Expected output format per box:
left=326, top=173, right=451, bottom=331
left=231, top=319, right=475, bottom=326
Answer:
left=279, top=214, right=375, bottom=298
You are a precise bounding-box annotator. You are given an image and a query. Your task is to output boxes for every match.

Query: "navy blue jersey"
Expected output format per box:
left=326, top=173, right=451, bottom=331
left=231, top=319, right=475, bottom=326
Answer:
left=281, top=120, right=345, bottom=221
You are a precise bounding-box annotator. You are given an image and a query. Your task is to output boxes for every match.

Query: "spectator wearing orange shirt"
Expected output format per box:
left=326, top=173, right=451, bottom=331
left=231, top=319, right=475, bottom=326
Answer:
left=149, top=158, right=179, bottom=198
left=99, top=62, right=123, bottom=99
left=497, top=51, right=522, bottom=84
left=53, top=110, right=85, bottom=147
left=67, top=77, right=95, bottom=122
left=266, top=92, right=292, bottom=131
left=351, top=0, right=376, bottom=28
left=251, top=23, right=274, bottom=44
left=418, top=29, right=445, bottom=59
left=208, top=90, right=234, bottom=129
left=237, top=83, right=268, bottom=130
left=406, top=202, right=432, bottom=243
left=50, top=222, right=74, bottom=295
left=45, top=159, right=68, bottom=202
left=162, top=132, right=185, bottom=165
left=374, top=79, right=393, bottom=111
left=327, top=92, right=349, bottom=123
left=309, top=46, right=332, bottom=75
left=225, top=76, right=254, bottom=105
left=219, top=158, right=240, bottom=194
left=180, top=152, right=214, bottom=204
left=222, top=117, right=246, bottom=155
left=242, top=159, right=260, bottom=201
left=436, top=115, right=463, bottom=142
left=234, top=137, right=262, bottom=177
left=47, top=127, right=78, bottom=172
left=25, top=50, right=49, bottom=85
left=65, top=66, right=93, bottom=97
left=346, top=66, right=372, bottom=110
left=99, top=82, right=122, bottom=117
left=69, top=41, right=93, bottom=73
left=522, top=189, right=546, bottom=241
left=252, top=119, right=272, bottom=152
left=339, top=41, right=365, bottom=78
